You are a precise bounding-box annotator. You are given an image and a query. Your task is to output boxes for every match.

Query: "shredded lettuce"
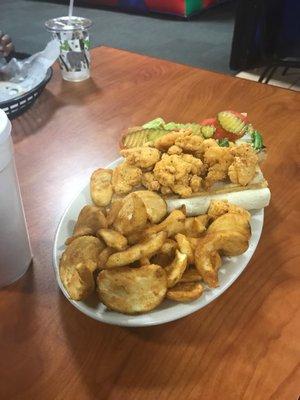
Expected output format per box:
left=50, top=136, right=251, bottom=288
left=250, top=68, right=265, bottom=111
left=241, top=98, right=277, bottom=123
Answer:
left=142, top=118, right=165, bottom=129
left=142, top=118, right=202, bottom=137
left=251, top=131, right=265, bottom=151
left=218, top=138, right=229, bottom=147
left=164, top=122, right=184, bottom=130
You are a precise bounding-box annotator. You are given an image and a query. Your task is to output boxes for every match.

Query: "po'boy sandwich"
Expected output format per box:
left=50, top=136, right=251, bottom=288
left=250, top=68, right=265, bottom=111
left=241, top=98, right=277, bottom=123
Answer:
left=117, top=111, right=270, bottom=215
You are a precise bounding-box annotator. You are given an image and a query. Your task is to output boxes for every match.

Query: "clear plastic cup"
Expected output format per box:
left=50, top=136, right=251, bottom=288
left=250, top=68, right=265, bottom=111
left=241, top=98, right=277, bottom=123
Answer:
left=45, top=16, right=92, bottom=82
left=0, top=109, right=32, bottom=287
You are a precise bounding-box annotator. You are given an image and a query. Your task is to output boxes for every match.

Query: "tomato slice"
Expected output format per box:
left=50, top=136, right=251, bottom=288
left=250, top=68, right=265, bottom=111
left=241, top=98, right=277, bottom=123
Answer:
left=201, top=115, right=244, bottom=142
left=213, top=128, right=238, bottom=142
left=201, top=118, right=217, bottom=126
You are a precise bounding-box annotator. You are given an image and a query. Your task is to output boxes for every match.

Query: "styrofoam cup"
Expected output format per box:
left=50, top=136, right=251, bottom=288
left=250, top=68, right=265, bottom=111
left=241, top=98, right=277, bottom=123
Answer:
left=0, top=109, right=32, bottom=287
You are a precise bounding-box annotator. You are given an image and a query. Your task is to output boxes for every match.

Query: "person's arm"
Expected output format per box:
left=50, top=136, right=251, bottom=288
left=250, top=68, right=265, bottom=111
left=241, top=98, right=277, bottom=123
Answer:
left=0, top=31, right=14, bottom=57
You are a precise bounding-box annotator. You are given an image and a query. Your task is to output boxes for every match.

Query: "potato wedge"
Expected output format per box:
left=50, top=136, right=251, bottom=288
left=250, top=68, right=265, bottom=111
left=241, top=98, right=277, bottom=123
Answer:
left=60, top=262, right=95, bottom=301
left=165, top=250, right=188, bottom=288
left=217, top=231, right=249, bottom=257
left=97, top=228, right=128, bottom=251
left=175, top=233, right=194, bottom=264
left=66, top=205, right=108, bottom=245
left=187, top=237, right=199, bottom=251
left=60, top=236, right=103, bottom=273
left=184, top=215, right=209, bottom=237
left=145, top=209, right=186, bottom=237
left=113, top=193, right=147, bottom=235
left=98, top=247, right=115, bottom=270
left=193, top=250, right=221, bottom=287
left=97, top=264, right=167, bottom=314
left=90, top=168, right=113, bottom=207
left=207, top=213, right=251, bottom=241
left=105, top=231, right=167, bottom=268
left=179, top=267, right=202, bottom=283
left=195, top=231, right=247, bottom=287
left=126, top=230, right=147, bottom=245
left=106, top=199, right=123, bottom=226
left=166, top=282, right=204, bottom=302
left=125, top=190, right=167, bottom=224
left=212, top=252, right=222, bottom=272
left=59, top=236, right=103, bottom=300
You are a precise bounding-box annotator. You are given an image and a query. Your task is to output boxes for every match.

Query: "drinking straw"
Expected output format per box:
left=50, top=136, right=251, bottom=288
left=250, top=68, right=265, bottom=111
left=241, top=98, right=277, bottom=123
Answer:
left=68, top=0, right=74, bottom=18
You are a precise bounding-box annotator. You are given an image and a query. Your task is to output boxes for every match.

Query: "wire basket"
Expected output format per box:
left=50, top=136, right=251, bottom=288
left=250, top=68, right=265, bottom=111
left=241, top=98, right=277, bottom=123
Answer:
left=0, top=52, right=53, bottom=120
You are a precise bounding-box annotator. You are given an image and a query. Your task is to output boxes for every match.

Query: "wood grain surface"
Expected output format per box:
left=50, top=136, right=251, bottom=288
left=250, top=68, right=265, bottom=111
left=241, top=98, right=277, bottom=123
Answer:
left=1, top=47, right=299, bottom=400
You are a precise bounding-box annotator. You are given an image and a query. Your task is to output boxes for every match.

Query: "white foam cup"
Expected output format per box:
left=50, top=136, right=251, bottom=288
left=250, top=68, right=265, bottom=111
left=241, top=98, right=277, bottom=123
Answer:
left=0, top=109, right=32, bottom=287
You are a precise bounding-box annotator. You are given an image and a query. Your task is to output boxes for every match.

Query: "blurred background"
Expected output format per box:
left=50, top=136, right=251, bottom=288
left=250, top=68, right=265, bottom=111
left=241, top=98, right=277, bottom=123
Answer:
left=1, top=0, right=300, bottom=88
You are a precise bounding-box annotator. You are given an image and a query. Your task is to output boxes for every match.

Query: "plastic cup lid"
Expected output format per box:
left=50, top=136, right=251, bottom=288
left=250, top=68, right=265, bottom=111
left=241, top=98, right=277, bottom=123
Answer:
left=45, top=16, right=92, bottom=32
left=0, top=109, right=11, bottom=145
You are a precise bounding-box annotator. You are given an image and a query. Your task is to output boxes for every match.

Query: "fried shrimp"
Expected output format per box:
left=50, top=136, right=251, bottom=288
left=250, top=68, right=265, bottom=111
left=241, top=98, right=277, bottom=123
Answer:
left=153, top=153, right=204, bottom=197
left=112, top=161, right=142, bottom=195
left=120, top=147, right=161, bottom=169
left=228, top=144, right=258, bottom=186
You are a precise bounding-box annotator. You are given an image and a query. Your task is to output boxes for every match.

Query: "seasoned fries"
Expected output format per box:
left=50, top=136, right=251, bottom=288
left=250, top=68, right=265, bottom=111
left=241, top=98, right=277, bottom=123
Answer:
left=165, top=250, right=188, bottom=288
left=179, top=267, right=202, bottom=283
left=66, top=205, right=107, bottom=245
left=105, top=231, right=167, bottom=268
left=90, top=169, right=113, bottom=207
left=106, top=199, right=123, bottom=226
left=145, top=209, right=186, bottom=237
left=113, top=193, right=147, bottom=235
left=127, top=190, right=167, bottom=223
left=195, top=227, right=249, bottom=288
left=207, top=212, right=251, bottom=241
left=175, top=233, right=194, bottom=264
left=184, top=215, right=209, bottom=237
left=60, top=180, right=253, bottom=313
left=166, top=282, right=204, bottom=302
left=98, top=264, right=167, bottom=314
left=97, top=228, right=128, bottom=251
left=59, top=236, right=103, bottom=300
left=98, top=247, right=114, bottom=270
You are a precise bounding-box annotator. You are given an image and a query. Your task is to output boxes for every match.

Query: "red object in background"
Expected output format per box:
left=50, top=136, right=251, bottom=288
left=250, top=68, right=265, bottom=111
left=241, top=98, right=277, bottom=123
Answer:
left=204, top=0, right=216, bottom=6
left=145, top=0, right=185, bottom=15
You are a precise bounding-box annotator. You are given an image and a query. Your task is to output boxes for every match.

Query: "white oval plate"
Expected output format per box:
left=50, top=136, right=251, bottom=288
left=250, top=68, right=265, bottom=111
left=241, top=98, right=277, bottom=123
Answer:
left=53, top=158, right=264, bottom=327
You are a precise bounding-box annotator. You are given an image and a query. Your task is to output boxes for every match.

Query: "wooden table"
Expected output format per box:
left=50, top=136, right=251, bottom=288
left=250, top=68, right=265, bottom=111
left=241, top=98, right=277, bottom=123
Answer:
left=1, top=47, right=299, bottom=400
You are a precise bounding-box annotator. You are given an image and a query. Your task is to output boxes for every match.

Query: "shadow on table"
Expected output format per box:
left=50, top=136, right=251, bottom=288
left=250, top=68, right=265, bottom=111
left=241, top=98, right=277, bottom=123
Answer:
left=57, top=77, right=101, bottom=106
left=11, top=77, right=100, bottom=143
left=12, top=89, right=63, bottom=143
left=2, top=260, right=35, bottom=294
left=57, top=291, right=219, bottom=399
left=0, top=264, right=44, bottom=398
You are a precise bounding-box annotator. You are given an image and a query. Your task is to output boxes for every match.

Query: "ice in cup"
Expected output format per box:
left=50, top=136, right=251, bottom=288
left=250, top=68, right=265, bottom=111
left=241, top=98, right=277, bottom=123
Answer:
left=45, top=16, right=92, bottom=82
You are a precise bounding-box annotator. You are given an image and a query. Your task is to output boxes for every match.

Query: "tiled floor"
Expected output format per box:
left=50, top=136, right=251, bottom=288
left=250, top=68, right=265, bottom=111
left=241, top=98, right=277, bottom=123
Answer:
left=236, top=67, right=300, bottom=91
